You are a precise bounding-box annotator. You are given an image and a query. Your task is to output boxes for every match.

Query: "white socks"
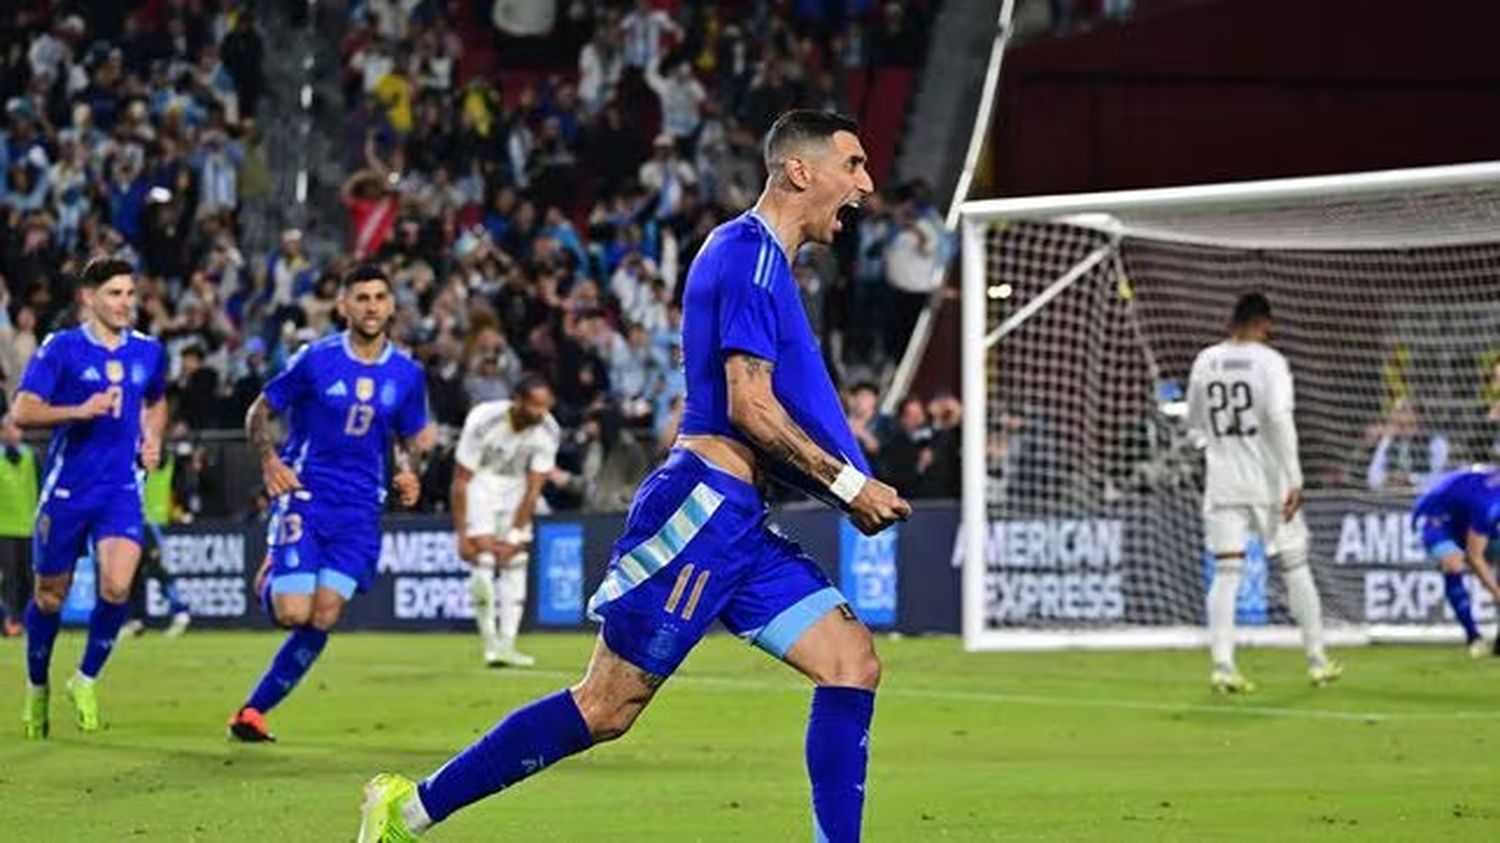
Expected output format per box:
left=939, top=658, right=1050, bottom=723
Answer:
left=1279, top=548, right=1328, bottom=666
left=469, top=560, right=499, bottom=656
left=1208, top=562, right=1243, bottom=670
left=401, top=788, right=434, bottom=833
left=497, top=562, right=528, bottom=647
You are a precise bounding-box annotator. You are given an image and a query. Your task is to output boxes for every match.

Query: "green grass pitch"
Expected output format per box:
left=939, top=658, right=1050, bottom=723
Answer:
left=3, top=631, right=1498, bottom=840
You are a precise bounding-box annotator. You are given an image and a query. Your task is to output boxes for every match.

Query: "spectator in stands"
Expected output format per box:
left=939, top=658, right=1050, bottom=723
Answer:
left=578, top=25, right=624, bottom=117
left=173, top=344, right=221, bottom=431
left=639, top=133, right=697, bottom=221
left=646, top=56, right=707, bottom=143
left=845, top=381, right=889, bottom=471
left=883, top=184, right=943, bottom=364
left=921, top=394, right=962, bottom=498
left=1366, top=398, right=1451, bottom=490
left=619, top=0, right=681, bottom=72
left=881, top=397, right=933, bottom=498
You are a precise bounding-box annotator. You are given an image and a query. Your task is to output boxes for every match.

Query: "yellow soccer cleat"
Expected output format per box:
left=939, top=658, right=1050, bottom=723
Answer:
left=22, top=686, right=49, bottom=739
left=358, top=773, right=422, bottom=843
left=65, top=676, right=101, bottom=733
left=1210, top=667, right=1257, bottom=694
left=1308, top=658, right=1345, bottom=687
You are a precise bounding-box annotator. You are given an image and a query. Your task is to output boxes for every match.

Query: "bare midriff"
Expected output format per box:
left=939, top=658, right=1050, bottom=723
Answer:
left=675, top=434, right=758, bottom=485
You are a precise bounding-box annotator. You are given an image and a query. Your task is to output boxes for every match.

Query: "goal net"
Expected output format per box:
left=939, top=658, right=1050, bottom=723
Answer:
left=959, top=162, right=1500, bottom=650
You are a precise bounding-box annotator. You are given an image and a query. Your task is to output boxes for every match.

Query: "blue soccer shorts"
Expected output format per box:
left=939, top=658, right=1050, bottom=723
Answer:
left=33, top=485, right=145, bottom=577
left=264, top=492, right=381, bottom=601
left=587, top=448, right=853, bottom=677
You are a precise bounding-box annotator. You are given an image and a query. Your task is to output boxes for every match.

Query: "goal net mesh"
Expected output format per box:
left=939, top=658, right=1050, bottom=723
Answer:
left=974, top=180, right=1500, bottom=641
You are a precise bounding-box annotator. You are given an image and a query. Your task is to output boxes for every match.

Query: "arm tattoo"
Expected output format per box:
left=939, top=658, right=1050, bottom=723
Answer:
left=726, top=354, right=843, bottom=486
left=246, top=398, right=278, bottom=462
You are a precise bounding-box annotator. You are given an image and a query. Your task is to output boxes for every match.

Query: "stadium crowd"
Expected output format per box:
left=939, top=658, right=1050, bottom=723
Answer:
left=0, top=0, right=955, bottom=521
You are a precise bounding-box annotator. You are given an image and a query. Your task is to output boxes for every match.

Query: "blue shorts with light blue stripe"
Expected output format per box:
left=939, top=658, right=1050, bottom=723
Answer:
left=264, top=493, right=380, bottom=603
left=588, top=448, right=851, bottom=677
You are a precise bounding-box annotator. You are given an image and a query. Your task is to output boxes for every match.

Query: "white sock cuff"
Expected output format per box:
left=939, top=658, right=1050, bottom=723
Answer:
left=402, top=786, right=434, bottom=833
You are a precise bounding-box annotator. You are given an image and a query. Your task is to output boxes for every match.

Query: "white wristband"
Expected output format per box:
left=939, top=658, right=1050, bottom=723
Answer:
left=505, top=526, right=531, bottom=545
left=829, top=464, right=868, bottom=505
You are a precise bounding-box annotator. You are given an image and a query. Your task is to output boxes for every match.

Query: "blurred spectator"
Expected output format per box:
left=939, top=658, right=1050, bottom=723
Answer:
left=578, top=25, right=623, bottom=117
left=173, top=344, right=221, bottom=431
left=1365, top=398, right=1451, bottom=490
left=920, top=394, right=961, bottom=498
left=880, top=397, right=933, bottom=498
left=882, top=184, right=944, bottom=363
left=639, top=134, right=697, bottom=221
left=619, top=0, right=682, bottom=71
left=845, top=381, right=888, bottom=470
left=646, top=56, right=706, bottom=142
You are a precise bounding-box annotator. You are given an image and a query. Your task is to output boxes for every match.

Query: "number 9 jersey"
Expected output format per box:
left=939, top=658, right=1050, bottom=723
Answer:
left=1187, top=339, right=1303, bottom=507
left=19, top=326, right=167, bottom=494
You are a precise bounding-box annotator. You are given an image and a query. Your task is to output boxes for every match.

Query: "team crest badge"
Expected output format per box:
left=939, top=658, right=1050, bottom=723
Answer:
left=105, top=360, right=125, bottom=384
left=355, top=377, right=375, bottom=402
left=380, top=380, right=397, bottom=407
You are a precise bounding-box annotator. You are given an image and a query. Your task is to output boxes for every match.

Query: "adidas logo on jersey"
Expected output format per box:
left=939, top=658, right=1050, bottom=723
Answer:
left=81, top=367, right=102, bottom=382
left=326, top=381, right=349, bottom=397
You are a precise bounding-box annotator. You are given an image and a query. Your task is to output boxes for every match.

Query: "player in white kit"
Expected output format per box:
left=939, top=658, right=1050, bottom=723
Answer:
left=451, top=375, right=560, bottom=667
left=1187, top=293, right=1343, bottom=693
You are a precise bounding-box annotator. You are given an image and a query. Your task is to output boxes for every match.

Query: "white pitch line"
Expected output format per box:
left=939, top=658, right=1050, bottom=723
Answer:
left=511, top=668, right=1499, bottom=723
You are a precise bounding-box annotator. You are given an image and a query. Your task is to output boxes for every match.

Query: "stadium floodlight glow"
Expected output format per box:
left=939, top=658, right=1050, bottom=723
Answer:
left=960, top=161, right=1500, bottom=651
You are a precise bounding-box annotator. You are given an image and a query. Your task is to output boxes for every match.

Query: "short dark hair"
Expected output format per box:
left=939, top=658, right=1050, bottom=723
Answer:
left=515, top=373, right=552, bottom=400
left=850, top=381, right=879, bottom=396
left=1231, top=292, right=1272, bottom=327
left=77, top=257, right=134, bottom=290
left=763, top=110, right=859, bottom=169
left=342, top=263, right=392, bottom=291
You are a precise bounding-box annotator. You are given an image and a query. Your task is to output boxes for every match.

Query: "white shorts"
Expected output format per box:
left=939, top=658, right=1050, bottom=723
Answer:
left=1202, top=503, right=1309, bottom=558
left=465, top=485, right=531, bottom=568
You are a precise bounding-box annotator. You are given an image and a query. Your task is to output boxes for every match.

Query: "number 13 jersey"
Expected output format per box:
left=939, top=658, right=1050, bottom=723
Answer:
left=263, top=333, right=428, bottom=514
left=1187, top=340, right=1303, bottom=506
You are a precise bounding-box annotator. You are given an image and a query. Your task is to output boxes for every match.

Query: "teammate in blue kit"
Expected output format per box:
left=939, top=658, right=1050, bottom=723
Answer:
left=358, top=111, right=909, bottom=843
left=11, top=258, right=167, bottom=737
left=1411, top=466, right=1500, bottom=656
left=228, top=264, right=433, bottom=742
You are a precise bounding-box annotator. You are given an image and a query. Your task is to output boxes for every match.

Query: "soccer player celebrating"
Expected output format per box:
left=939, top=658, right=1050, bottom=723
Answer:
left=1410, top=466, right=1500, bottom=656
left=357, top=111, right=908, bottom=842
left=12, top=258, right=167, bottom=737
left=451, top=375, right=561, bottom=667
left=227, top=264, right=432, bottom=742
left=1188, top=293, right=1342, bottom=693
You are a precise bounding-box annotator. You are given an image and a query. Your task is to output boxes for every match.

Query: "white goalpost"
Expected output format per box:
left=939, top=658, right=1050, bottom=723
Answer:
left=960, top=162, right=1500, bottom=651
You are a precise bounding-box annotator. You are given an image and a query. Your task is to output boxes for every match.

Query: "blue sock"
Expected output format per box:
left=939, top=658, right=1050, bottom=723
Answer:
left=1444, top=572, right=1481, bottom=642
left=806, top=687, right=876, bottom=843
left=79, top=599, right=129, bottom=679
left=164, top=582, right=189, bottom=616
left=24, top=601, right=62, bottom=687
left=417, top=689, right=593, bottom=824
left=245, top=626, right=329, bottom=713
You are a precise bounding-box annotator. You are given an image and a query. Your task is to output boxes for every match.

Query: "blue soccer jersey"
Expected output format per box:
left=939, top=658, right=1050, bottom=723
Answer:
left=679, top=211, right=872, bottom=495
left=19, top=325, right=167, bottom=498
left=1413, top=468, right=1500, bottom=557
left=263, top=333, right=428, bottom=513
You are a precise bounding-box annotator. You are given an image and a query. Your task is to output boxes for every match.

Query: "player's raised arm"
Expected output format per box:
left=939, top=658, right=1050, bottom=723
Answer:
left=724, top=352, right=908, bottom=535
